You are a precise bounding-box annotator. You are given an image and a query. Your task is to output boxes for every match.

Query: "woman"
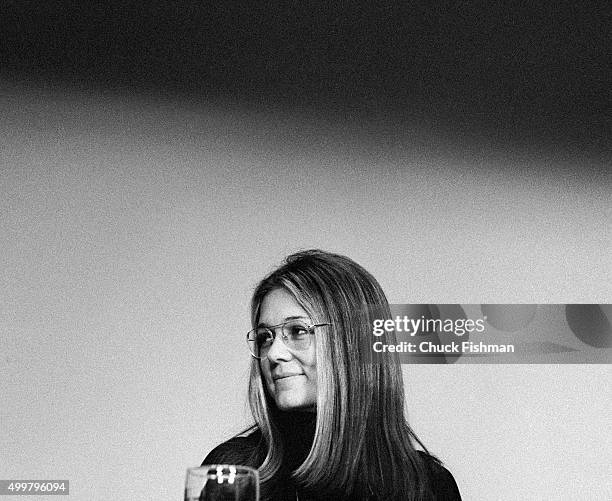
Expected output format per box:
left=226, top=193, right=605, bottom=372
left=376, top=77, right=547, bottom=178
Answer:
left=203, top=250, right=461, bottom=500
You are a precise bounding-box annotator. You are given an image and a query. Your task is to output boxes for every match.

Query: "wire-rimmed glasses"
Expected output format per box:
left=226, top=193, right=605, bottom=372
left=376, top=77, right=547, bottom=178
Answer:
left=246, top=319, right=331, bottom=359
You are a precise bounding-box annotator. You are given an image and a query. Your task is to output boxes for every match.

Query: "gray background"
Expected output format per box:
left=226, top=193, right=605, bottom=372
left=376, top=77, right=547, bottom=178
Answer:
left=1, top=81, right=611, bottom=500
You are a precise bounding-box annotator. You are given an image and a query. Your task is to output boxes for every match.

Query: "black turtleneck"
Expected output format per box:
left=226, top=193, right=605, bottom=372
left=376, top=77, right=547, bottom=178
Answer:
left=275, top=411, right=316, bottom=472
left=201, top=412, right=461, bottom=500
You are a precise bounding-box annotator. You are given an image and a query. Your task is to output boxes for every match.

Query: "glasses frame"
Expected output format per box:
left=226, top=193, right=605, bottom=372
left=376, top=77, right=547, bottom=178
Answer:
left=246, top=320, right=331, bottom=359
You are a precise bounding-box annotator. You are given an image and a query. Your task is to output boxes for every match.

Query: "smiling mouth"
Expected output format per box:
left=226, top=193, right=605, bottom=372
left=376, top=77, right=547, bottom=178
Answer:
left=273, top=374, right=303, bottom=381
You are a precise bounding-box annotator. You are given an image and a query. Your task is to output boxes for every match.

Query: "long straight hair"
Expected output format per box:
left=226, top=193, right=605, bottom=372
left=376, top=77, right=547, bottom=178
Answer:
left=247, top=250, right=433, bottom=500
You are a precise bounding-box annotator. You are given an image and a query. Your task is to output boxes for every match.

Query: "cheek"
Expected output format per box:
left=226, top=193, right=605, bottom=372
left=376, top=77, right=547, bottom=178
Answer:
left=305, top=350, right=317, bottom=378
left=259, top=360, right=273, bottom=386
left=301, top=357, right=317, bottom=388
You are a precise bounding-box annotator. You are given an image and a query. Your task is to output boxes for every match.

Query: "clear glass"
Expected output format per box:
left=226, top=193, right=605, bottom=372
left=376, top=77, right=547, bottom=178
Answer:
left=185, top=465, right=259, bottom=501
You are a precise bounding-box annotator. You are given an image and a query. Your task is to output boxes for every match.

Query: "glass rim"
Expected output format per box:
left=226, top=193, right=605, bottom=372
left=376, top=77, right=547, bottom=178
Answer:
left=187, top=464, right=259, bottom=476
left=185, top=464, right=259, bottom=500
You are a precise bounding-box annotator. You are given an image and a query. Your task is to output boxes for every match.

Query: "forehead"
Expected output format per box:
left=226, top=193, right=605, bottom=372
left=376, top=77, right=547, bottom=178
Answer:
left=258, top=288, right=309, bottom=325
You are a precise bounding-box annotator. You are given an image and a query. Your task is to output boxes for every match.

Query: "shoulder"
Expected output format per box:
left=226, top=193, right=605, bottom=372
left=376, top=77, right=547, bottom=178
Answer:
left=417, top=451, right=462, bottom=500
left=201, top=428, right=263, bottom=466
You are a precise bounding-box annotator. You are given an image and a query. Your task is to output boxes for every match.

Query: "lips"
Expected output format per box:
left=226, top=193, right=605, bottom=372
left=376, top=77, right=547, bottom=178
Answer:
left=272, top=373, right=303, bottom=381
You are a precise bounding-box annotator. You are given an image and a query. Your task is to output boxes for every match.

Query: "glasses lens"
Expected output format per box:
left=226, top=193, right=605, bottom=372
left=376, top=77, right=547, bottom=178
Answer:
left=248, top=328, right=272, bottom=357
left=283, top=320, right=312, bottom=351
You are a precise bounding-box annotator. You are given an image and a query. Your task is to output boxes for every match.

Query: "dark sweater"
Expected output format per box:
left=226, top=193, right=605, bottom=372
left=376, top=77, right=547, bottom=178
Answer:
left=202, top=413, right=461, bottom=501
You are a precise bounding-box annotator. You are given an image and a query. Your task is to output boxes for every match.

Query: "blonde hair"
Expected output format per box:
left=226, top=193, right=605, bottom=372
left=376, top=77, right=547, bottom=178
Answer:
left=248, top=250, right=432, bottom=500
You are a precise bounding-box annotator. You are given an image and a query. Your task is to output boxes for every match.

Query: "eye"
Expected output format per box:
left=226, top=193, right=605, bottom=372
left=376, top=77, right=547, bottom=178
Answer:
left=287, top=323, right=310, bottom=339
left=255, top=329, right=273, bottom=347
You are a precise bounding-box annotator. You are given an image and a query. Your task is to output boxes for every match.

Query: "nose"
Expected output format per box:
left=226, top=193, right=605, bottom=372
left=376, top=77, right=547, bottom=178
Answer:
left=266, top=329, right=293, bottom=362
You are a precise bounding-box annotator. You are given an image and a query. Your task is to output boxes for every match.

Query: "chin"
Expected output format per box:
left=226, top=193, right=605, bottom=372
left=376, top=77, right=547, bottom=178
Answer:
left=275, top=398, right=308, bottom=411
left=274, top=393, right=315, bottom=411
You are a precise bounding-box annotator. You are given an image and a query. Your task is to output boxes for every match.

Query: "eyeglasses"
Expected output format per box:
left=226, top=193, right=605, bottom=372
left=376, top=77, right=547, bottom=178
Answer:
left=246, top=319, right=331, bottom=359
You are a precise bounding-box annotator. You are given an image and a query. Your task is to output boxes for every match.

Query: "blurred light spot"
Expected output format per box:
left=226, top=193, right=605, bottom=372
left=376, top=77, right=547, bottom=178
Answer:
left=565, top=305, right=611, bottom=348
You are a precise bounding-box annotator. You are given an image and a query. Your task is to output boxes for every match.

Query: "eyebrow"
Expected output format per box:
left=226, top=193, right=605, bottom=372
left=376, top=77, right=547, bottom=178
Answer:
left=257, top=315, right=309, bottom=328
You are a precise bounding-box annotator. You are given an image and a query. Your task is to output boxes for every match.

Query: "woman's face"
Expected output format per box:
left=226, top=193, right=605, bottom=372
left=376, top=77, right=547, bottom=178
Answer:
left=258, top=288, right=317, bottom=412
